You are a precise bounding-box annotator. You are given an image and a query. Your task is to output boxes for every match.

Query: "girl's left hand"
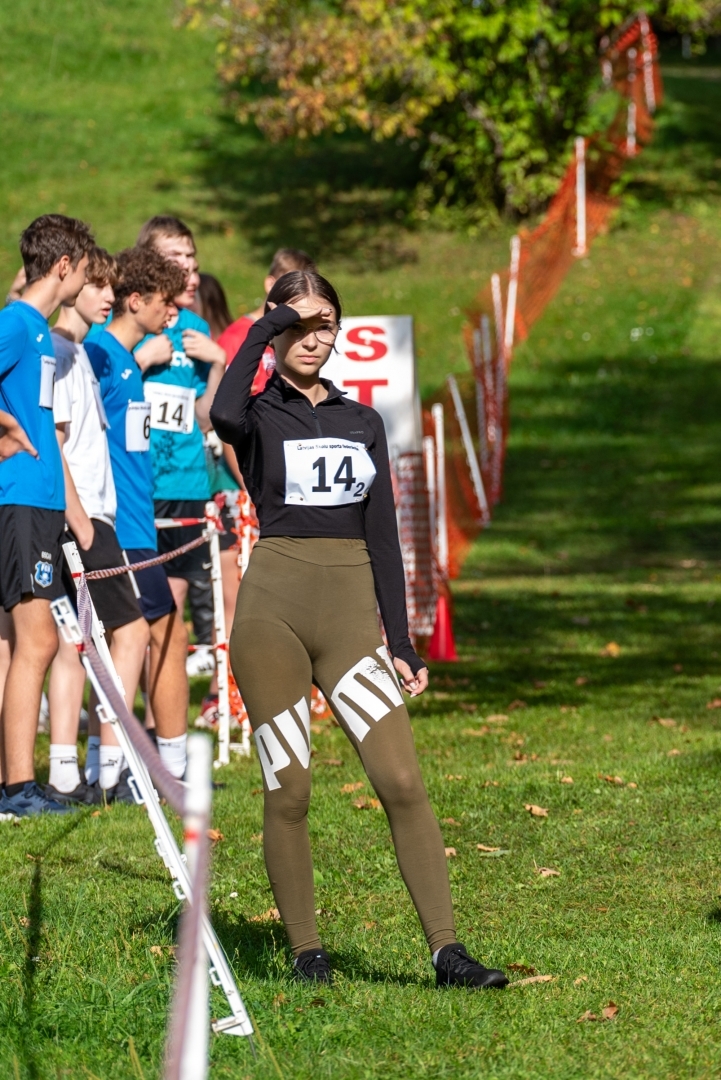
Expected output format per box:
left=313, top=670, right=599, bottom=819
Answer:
left=393, top=658, right=429, bottom=697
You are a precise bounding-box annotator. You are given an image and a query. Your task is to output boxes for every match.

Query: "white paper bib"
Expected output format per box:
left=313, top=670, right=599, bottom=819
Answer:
left=39, top=355, right=56, bottom=409
left=125, top=400, right=151, bottom=452
left=284, top=438, right=376, bottom=506
left=144, top=382, right=196, bottom=435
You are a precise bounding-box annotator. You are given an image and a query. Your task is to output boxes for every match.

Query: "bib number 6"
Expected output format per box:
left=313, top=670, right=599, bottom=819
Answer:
left=284, top=438, right=376, bottom=506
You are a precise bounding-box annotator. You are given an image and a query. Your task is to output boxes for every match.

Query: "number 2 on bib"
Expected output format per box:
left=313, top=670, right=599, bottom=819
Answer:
left=285, top=439, right=376, bottom=506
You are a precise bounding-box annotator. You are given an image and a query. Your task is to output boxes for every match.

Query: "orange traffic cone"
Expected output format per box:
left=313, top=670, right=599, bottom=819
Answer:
left=428, top=592, right=458, bottom=662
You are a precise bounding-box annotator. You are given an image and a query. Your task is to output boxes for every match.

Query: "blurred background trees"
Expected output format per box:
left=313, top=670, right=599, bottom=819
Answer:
left=184, top=0, right=721, bottom=225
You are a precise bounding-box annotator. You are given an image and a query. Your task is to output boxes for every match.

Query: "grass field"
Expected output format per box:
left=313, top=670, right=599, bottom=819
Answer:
left=3, top=2, right=721, bottom=1076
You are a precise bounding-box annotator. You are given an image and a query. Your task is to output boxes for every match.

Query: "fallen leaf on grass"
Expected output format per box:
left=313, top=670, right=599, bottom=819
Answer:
left=578, top=1001, right=619, bottom=1022
left=459, top=702, right=478, bottom=713
left=19, top=916, right=30, bottom=927
left=511, top=753, right=528, bottom=764
left=656, top=717, right=676, bottom=728
left=309, top=998, right=326, bottom=1007
left=341, top=782, right=364, bottom=794
left=315, top=908, right=332, bottom=917
left=482, top=780, right=500, bottom=788
left=251, top=788, right=263, bottom=795
left=560, top=776, right=574, bottom=784
left=149, top=946, right=164, bottom=957
left=512, top=974, right=555, bottom=987
left=462, top=725, right=490, bottom=737
left=508, top=700, right=527, bottom=712
left=250, top=908, right=281, bottom=922
left=602, top=733, right=613, bottom=742
left=477, top=844, right=501, bottom=852
left=600, top=642, right=621, bottom=658
left=668, top=748, right=681, bottom=757
left=627, top=782, right=638, bottom=789
left=443, top=817, right=462, bottom=825
left=533, top=680, right=547, bottom=689
left=207, top=829, right=224, bottom=843
left=673, top=663, right=683, bottom=673
left=320, top=758, right=342, bottom=767
left=535, top=867, right=560, bottom=877
left=364, top=921, right=377, bottom=930
left=574, top=976, right=588, bottom=986
left=707, top=699, right=721, bottom=710
left=353, top=796, right=381, bottom=810
left=525, top=804, right=548, bottom=817
left=272, top=993, right=287, bottom=1007
left=250, top=832, right=263, bottom=842
left=575, top=676, right=589, bottom=686
left=487, top=713, right=509, bottom=723
left=508, top=963, right=536, bottom=975
left=445, top=774, right=465, bottom=781
left=445, top=847, right=457, bottom=858
left=601, top=774, right=624, bottom=786
left=477, top=847, right=510, bottom=857
left=91, top=810, right=101, bottom=817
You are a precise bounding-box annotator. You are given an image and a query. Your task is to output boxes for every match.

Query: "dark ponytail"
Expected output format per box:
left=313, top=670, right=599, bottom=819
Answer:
left=265, top=270, right=342, bottom=323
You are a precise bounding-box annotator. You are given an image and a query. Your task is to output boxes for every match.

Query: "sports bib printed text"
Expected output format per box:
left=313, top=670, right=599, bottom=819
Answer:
left=39, top=355, right=56, bottom=409
left=144, top=383, right=196, bottom=435
left=284, top=438, right=376, bottom=506
left=125, top=400, right=151, bottom=452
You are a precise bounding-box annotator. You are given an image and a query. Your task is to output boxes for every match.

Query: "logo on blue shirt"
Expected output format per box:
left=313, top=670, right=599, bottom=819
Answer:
left=34, top=560, right=53, bottom=588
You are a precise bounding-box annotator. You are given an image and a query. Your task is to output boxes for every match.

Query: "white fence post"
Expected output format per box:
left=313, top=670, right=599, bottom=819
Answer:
left=431, top=403, right=448, bottom=578
left=573, top=137, right=587, bottom=257
left=504, top=235, right=521, bottom=355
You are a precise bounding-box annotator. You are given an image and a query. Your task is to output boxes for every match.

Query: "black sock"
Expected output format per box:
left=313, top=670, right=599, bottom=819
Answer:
left=5, top=781, right=31, bottom=798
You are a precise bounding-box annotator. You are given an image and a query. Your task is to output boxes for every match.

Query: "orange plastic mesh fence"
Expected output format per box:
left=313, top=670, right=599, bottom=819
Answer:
left=423, top=11, right=662, bottom=580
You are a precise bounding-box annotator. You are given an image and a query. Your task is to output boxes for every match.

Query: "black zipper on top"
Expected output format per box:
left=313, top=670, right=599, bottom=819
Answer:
left=305, top=399, right=323, bottom=436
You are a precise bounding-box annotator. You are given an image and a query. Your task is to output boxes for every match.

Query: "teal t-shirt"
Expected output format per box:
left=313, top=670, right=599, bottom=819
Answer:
left=140, top=309, right=212, bottom=501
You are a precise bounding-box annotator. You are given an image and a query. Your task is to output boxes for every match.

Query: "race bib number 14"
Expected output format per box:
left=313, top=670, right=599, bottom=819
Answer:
left=284, top=438, right=376, bottom=506
left=145, top=383, right=196, bottom=435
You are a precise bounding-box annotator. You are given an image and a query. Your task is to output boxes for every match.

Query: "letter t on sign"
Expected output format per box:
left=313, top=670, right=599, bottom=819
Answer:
left=342, top=379, right=389, bottom=407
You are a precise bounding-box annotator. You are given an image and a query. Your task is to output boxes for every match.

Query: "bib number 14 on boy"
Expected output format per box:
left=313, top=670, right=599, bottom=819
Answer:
left=284, top=438, right=376, bottom=506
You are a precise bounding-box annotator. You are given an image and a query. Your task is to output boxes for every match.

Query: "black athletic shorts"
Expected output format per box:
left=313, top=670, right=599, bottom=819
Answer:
left=62, top=519, right=142, bottom=630
left=125, top=548, right=176, bottom=622
left=0, top=505, right=65, bottom=610
left=154, top=499, right=210, bottom=580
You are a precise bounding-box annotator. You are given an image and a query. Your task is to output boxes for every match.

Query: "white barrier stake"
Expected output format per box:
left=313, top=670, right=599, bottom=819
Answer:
left=52, top=553, right=254, bottom=1043
left=205, top=506, right=232, bottom=768
left=491, top=274, right=505, bottom=372
left=423, top=434, right=437, bottom=555
left=472, top=328, right=489, bottom=472
left=639, top=14, right=656, bottom=113
left=431, top=403, right=448, bottom=577
left=504, top=235, right=521, bottom=355
left=573, top=137, right=587, bottom=257
left=447, top=375, right=489, bottom=523
left=626, top=48, right=637, bottom=156
left=177, top=734, right=212, bottom=1080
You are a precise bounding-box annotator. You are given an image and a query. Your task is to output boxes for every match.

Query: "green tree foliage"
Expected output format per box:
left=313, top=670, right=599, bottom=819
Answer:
left=184, top=0, right=721, bottom=222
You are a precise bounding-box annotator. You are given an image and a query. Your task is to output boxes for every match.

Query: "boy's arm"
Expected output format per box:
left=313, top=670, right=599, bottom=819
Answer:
left=55, top=423, right=94, bottom=550
left=135, top=333, right=173, bottom=373
left=0, top=410, right=38, bottom=461
left=181, top=329, right=227, bottom=434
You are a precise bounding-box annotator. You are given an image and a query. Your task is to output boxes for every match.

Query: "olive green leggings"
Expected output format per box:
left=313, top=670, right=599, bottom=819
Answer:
left=230, top=536, right=456, bottom=956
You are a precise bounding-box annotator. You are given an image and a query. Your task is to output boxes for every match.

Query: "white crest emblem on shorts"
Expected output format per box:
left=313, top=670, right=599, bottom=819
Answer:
left=34, top=560, right=53, bottom=588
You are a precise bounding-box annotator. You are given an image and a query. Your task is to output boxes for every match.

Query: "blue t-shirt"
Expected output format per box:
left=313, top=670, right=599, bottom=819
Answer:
left=86, top=330, right=156, bottom=550
left=0, top=301, right=64, bottom=510
left=140, top=308, right=212, bottom=502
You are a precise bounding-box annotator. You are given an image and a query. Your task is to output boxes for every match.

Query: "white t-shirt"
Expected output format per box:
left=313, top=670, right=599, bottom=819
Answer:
left=52, top=332, right=117, bottom=526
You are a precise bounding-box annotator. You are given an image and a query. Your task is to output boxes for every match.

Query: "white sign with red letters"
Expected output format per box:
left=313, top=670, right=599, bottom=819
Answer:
left=323, top=316, right=422, bottom=455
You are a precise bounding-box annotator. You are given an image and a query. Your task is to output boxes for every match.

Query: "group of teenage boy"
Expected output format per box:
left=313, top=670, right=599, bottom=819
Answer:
left=0, top=211, right=315, bottom=817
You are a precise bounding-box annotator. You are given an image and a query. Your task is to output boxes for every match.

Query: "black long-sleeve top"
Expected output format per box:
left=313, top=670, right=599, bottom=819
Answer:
left=210, top=304, right=423, bottom=674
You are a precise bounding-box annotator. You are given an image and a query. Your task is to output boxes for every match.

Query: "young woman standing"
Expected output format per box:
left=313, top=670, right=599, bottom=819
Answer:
left=210, top=271, right=507, bottom=989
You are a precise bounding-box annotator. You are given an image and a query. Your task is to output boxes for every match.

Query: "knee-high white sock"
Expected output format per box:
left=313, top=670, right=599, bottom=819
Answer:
left=85, top=736, right=101, bottom=784
left=99, top=745, right=124, bottom=790
left=157, top=734, right=187, bottom=779
left=49, top=744, right=80, bottom=794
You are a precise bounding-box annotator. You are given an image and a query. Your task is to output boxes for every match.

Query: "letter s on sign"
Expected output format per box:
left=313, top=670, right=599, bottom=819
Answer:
left=344, top=326, right=388, bottom=362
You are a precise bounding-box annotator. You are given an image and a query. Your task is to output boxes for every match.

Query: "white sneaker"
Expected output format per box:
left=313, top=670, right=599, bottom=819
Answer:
left=186, top=645, right=215, bottom=677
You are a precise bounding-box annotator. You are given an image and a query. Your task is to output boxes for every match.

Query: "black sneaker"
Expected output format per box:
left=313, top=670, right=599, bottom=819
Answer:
left=293, top=948, right=333, bottom=984
left=4, top=781, right=75, bottom=817
left=45, top=781, right=102, bottom=806
left=434, top=943, right=508, bottom=989
left=107, top=768, right=142, bottom=805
